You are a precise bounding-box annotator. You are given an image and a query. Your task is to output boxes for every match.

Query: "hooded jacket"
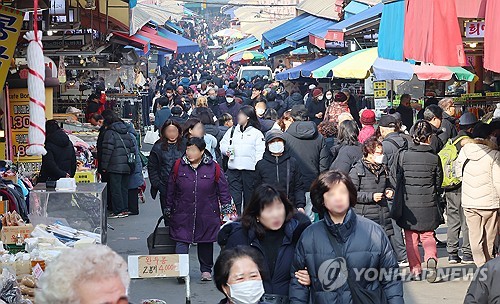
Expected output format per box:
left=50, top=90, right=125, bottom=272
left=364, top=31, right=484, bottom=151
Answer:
left=283, top=92, right=304, bottom=112
left=254, top=150, right=306, bottom=208
left=456, top=138, right=500, bottom=210
left=283, top=121, right=330, bottom=188
left=39, top=129, right=77, bottom=182
left=127, top=125, right=143, bottom=189
left=100, top=121, right=136, bottom=174
left=290, top=209, right=403, bottom=304
left=438, top=112, right=458, bottom=145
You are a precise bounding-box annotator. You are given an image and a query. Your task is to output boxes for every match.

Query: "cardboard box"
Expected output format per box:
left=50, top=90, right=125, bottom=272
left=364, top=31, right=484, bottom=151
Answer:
left=0, top=201, right=8, bottom=215
left=1, top=224, right=34, bottom=244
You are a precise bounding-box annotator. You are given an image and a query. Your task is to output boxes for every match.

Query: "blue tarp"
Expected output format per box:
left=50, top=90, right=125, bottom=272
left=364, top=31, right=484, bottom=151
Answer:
left=378, top=0, right=405, bottom=61
left=262, top=13, right=318, bottom=46
left=328, top=3, right=383, bottom=33
left=285, top=16, right=336, bottom=48
left=263, top=43, right=294, bottom=57
left=225, top=36, right=258, bottom=51
left=344, top=0, right=370, bottom=19
left=158, top=28, right=200, bottom=54
left=164, top=21, right=184, bottom=34
left=275, top=55, right=337, bottom=80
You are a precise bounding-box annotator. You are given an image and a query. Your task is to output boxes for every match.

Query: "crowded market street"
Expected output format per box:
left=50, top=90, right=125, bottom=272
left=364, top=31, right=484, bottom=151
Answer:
left=1, top=0, right=500, bottom=303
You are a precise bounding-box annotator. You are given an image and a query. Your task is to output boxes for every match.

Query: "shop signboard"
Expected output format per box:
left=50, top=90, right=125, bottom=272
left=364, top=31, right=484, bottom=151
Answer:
left=0, top=6, right=23, bottom=89
left=8, top=88, right=53, bottom=173
left=465, top=21, right=485, bottom=38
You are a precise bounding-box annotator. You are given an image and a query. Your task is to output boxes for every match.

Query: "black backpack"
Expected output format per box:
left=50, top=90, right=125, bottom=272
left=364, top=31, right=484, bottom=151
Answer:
left=385, top=137, right=408, bottom=220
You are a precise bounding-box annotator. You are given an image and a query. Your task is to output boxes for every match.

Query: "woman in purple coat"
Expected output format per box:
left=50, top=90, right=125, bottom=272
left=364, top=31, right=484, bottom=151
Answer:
left=165, top=137, right=233, bottom=282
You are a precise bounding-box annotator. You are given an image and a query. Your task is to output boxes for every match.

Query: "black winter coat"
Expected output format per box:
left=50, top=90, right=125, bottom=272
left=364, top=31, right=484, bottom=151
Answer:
left=330, top=143, right=363, bottom=174
left=283, top=122, right=330, bottom=189
left=464, top=256, right=500, bottom=303
left=439, top=112, right=458, bottom=144
left=39, top=129, right=77, bottom=182
left=254, top=151, right=306, bottom=208
left=307, top=99, right=326, bottom=125
left=218, top=101, right=241, bottom=120
left=349, top=160, right=394, bottom=237
left=396, top=143, right=443, bottom=232
left=100, top=121, right=136, bottom=175
left=218, top=213, right=311, bottom=296
left=283, top=93, right=304, bottom=112
left=382, top=132, right=409, bottom=187
left=147, top=139, right=187, bottom=206
left=290, top=209, right=403, bottom=304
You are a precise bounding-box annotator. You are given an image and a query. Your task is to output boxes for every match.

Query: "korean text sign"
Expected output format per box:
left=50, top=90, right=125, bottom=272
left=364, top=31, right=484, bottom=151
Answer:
left=0, top=6, right=23, bottom=89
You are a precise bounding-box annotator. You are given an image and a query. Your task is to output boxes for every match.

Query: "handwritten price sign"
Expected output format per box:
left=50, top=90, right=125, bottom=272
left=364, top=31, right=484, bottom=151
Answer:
left=128, top=254, right=189, bottom=279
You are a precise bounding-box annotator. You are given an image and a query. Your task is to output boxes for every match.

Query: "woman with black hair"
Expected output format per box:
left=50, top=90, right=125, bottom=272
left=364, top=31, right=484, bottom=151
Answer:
left=397, top=120, right=442, bottom=282
left=220, top=106, right=265, bottom=215
left=183, top=118, right=218, bottom=160
left=290, top=171, right=403, bottom=303
left=165, top=137, right=232, bottom=282
left=330, top=120, right=363, bottom=173
left=38, top=120, right=77, bottom=183
left=148, top=120, right=186, bottom=215
left=218, top=184, right=311, bottom=300
left=214, top=246, right=268, bottom=304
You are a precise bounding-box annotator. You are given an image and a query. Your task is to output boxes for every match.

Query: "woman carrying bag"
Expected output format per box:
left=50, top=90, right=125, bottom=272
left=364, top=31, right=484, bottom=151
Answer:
left=165, top=137, right=233, bottom=282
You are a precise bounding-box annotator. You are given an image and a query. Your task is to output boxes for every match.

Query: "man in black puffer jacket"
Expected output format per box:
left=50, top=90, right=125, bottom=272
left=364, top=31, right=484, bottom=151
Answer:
left=38, top=120, right=77, bottom=182
left=100, top=115, right=136, bottom=218
left=282, top=89, right=304, bottom=114
left=254, top=130, right=306, bottom=211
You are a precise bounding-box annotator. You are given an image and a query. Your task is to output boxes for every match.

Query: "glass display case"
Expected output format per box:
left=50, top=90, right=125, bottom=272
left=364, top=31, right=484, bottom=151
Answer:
left=29, top=183, right=107, bottom=244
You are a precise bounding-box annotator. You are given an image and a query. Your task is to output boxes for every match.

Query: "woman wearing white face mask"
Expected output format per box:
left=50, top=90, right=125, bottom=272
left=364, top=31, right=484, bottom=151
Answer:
left=348, top=137, right=394, bottom=238
left=324, top=89, right=334, bottom=108
left=214, top=246, right=269, bottom=304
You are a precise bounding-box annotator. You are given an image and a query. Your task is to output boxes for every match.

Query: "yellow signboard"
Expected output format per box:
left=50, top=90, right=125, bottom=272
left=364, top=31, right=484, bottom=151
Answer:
left=461, top=93, right=482, bottom=98
left=373, top=81, right=387, bottom=90
left=486, top=92, right=500, bottom=97
left=374, top=90, right=387, bottom=98
left=0, top=6, right=23, bottom=89
left=8, top=88, right=53, bottom=172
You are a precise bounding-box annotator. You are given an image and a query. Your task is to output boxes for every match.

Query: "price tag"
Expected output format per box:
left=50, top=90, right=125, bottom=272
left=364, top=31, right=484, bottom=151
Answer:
left=138, top=255, right=180, bottom=278
left=32, top=263, right=44, bottom=280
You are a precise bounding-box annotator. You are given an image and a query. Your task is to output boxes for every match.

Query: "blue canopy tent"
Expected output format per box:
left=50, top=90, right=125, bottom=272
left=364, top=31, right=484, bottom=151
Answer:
left=262, top=13, right=319, bottom=47
left=275, top=55, right=337, bottom=81
left=225, top=36, right=258, bottom=51
left=285, top=16, right=336, bottom=48
left=378, top=0, right=405, bottom=61
left=373, top=57, right=414, bottom=80
left=344, top=0, right=371, bottom=19
left=158, top=28, right=200, bottom=54
left=164, top=20, right=184, bottom=34
left=263, top=43, right=295, bottom=58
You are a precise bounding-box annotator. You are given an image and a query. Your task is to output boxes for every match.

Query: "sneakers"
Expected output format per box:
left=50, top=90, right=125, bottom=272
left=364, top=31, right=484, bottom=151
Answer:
left=201, top=272, right=212, bottom=281
left=398, top=260, right=409, bottom=268
left=448, top=254, right=461, bottom=264
left=177, top=277, right=186, bottom=284
left=108, top=212, right=129, bottom=219
left=461, top=255, right=474, bottom=264
left=426, top=258, right=438, bottom=283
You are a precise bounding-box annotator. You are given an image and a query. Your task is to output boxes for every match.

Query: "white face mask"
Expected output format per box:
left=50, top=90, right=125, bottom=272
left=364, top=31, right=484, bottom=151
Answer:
left=317, top=95, right=324, bottom=101
left=228, top=280, right=265, bottom=304
left=268, top=141, right=285, bottom=154
left=166, top=93, right=173, bottom=97
left=227, top=97, right=234, bottom=103
left=256, top=108, right=265, bottom=116
left=374, top=154, right=384, bottom=164
left=326, top=94, right=332, bottom=100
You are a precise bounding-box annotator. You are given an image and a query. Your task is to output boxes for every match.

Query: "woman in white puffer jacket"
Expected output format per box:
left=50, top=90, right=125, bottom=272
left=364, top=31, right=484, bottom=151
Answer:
left=456, top=135, right=500, bottom=267
left=220, top=105, right=265, bottom=215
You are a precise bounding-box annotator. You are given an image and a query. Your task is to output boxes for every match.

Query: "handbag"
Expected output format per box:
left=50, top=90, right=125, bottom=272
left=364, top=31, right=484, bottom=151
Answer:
left=323, top=223, right=388, bottom=304
left=115, top=131, right=136, bottom=171
left=144, top=126, right=160, bottom=145
left=147, top=216, right=177, bottom=254
left=261, top=294, right=289, bottom=304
